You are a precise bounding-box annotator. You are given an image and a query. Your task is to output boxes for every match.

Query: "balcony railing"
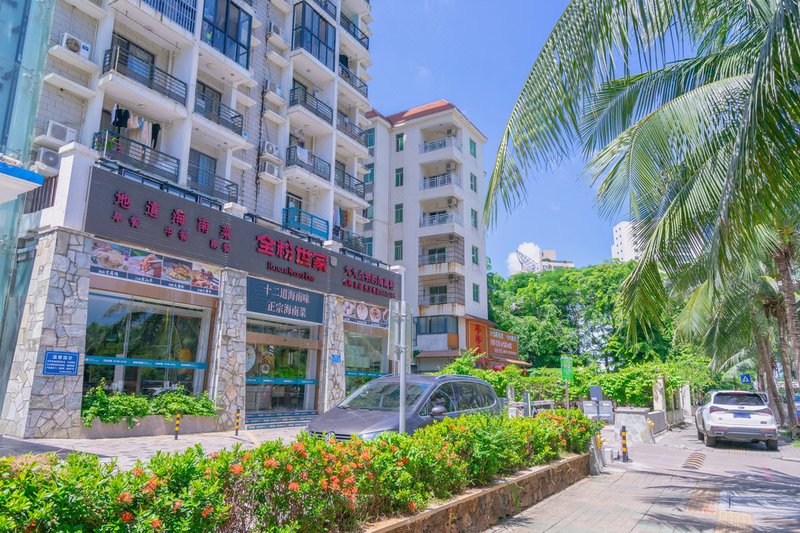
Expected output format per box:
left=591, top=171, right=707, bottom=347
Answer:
left=419, top=285, right=466, bottom=306
left=194, top=91, right=243, bottom=135
left=187, top=164, right=239, bottom=203
left=333, top=225, right=366, bottom=254
left=421, top=172, right=462, bottom=190
left=420, top=135, right=461, bottom=154
left=336, top=113, right=367, bottom=146
left=340, top=13, right=369, bottom=49
left=311, top=0, right=337, bottom=18
left=419, top=249, right=465, bottom=266
left=420, top=212, right=462, bottom=227
left=283, top=207, right=329, bottom=239
left=334, top=166, right=365, bottom=199
left=143, top=0, right=197, bottom=34
left=102, top=46, right=187, bottom=105
left=93, top=130, right=180, bottom=183
left=286, top=145, right=331, bottom=181
left=292, top=27, right=336, bottom=71
left=289, top=87, right=333, bottom=124
left=338, top=63, right=368, bottom=97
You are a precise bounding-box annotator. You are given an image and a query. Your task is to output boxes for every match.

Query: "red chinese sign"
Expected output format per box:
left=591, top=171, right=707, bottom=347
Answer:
left=341, top=265, right=396, bottom=298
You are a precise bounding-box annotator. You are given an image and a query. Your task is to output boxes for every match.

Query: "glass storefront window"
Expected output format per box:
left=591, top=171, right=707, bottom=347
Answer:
left=83, top=292, right=209, bottom=395
left=344, top=327, right=388, bottom=393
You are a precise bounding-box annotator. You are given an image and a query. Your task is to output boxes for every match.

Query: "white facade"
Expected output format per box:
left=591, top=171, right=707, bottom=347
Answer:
left=365, top=101, right=489, bottom=369
left=611, top=221, right=641, bottom=262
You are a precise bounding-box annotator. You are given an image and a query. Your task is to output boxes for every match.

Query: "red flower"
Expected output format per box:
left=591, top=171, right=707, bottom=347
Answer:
left=286, top=464, right=294, bottom=472
left=288, top=482, right=301, bottom=492
left=131, top=468, right=144, bottom=477
left=120, top=512, right=134, bottom=523
left=144, top=478, right=158, bottom=493
left=396, top=461, right=404, bottom=467
left=391, top=445, right=398, bottom=452
left=320, top=479, right=329, bottom=490
left=408, top=501, right=418, bottom=511
left=208, top=452, right=220, bottom=459
left=150, top=518, right=162, bottom=529
left=201, top=505, right=214, bottom=519
left=402, top=457, right=409, bottom=464
left=292, top=442, right=306, bottom=453
left=349, top=503, right=356, bottom=510
left=301, top=472, right=308, bottom=480
left=117, top=492, right=133, bottom=504
left=367, top=473, right=374, bottom=479
left=263, top=458, right=278, bottom=468
left=172, top=500, right=183, bottom=511
left=561, top=439, right=567, bottom=447
left=229, top=463, right=244, bottom=475
left=242, top=452, right=252, bottom=461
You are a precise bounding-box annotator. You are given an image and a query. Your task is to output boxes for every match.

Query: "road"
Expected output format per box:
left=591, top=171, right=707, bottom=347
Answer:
left=487, top=424, right=800, bottom=532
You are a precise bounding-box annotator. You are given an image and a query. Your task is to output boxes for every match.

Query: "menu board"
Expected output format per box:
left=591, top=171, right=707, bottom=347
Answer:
left=342, top=298, right=389, bottom=328
left=90, top=239, right=220, bottom=296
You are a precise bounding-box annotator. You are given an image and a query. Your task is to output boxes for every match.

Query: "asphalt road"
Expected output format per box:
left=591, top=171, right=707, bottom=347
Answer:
left=487, top=423, right=800, bottom=532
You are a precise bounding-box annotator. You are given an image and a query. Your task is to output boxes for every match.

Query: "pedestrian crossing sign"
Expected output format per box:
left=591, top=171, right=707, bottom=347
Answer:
left=740, top=373, right=751, bottom=385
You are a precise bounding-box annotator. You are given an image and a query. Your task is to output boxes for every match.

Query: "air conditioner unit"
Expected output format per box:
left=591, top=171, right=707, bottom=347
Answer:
left=261, top=140, right=279, bottom=156
left=447, top=198, right=458, bottom=208
left=61, top=33, right=91, bottom=59
left=260, top=161, right=279, bottom=176
left=445, top=162, right=454, bottom=171
left=265, top=80, right=279, bottom=94
left=270, top=22, right=284, bottom=39
left=448, top=274, right=456, bottom=282
left=448, top=234, right=455, bottom=242
left=446, top=128, right=454, bottom=136
left=37, top=147, right=60, bottom=169
left=45, top=120, right=77, bottom=144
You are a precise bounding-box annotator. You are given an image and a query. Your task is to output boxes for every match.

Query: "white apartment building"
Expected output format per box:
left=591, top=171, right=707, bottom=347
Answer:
left=611, top=221, right=641, bottom=261
left=365, top=101, right=489, bottom=371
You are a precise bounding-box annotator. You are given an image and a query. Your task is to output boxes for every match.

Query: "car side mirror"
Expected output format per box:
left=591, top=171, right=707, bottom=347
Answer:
left=430, top=405, right=447, bottom=418
left=696, top=401, right=703, bottom=407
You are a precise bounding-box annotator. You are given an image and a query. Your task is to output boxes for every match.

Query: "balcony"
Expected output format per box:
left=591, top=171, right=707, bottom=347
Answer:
left=109, top=0, right=195, bottom=46
left=187, top=164, right=239, bottom=203
left=289, top=87, right=333, bottom=124
left=340, top=13, right=369, bottom=50
left=418, top=283, right=466, bottom=311
left=420, top=212, right=462, bottom=227
left=143, top=0, right=196, bottom=33
left=333, top=225, right=366, bottom=254
left=283, top=207, right=329, bottom=239
left=338, top=63, right=368, bottom=98
left=311, top=0, right=337, bottom=18
left=421, top=135, right=461, bottom=154
left=194, top=91, right=243, bottom=136
left=421, top=172, right=462, bottom=190
left=419, top=246, right=465, bottom=277
left=336, top=113, right=367, bottom=147
left=102, top=47, right=186, bottom=105
left=291, top=28, right=336, bottom=75
left=93, top=130, right=179, bottom=183
left=285, top=145, right=331, bottom=181
left=334, top=167, right=365, bottom=198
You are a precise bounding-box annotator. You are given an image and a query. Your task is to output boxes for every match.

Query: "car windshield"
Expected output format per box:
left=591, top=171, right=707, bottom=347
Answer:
left=714, top=393, right=764, bottom=406
left=339, top=381, right=430, bottom=411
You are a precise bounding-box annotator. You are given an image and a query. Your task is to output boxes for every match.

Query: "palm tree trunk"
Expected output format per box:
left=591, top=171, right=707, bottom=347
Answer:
left=775, top=306, right=799, bottom=426
left=756, top=331, right=786, bottom=425
left=775, top=249, right=800, bottom=382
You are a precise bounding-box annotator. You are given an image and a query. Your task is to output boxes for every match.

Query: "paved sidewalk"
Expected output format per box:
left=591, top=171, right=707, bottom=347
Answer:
left=0, top=427, right=303, bottom=469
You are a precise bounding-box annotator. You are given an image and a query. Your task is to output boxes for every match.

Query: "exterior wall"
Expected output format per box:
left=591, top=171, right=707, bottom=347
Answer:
left=611, top=221, right=640, bottom=261
left=319, top=295, right=346, bottom=411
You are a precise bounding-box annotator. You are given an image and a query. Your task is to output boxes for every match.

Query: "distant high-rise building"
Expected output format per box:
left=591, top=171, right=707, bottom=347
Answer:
left=611, top=221, right=641, bottom=261
left=508, top=243, right=574, bottom=273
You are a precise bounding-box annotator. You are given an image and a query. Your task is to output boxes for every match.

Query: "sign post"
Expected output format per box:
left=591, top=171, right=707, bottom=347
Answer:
left=561, top=356, right=573, bottom=408
left=740, top=373, right=752, bottom=387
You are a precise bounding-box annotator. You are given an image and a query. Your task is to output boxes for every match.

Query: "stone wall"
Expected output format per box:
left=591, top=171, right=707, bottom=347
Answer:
left=366, top=454, right=590, bottom=533
left=0, top=228, right=90, bottom=438
left=318, top=295, right=346, bottom=412
left=207, top=268, right=248, bottom=428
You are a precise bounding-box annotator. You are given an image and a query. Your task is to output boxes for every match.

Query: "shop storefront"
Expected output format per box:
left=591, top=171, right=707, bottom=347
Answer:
left=342, top=298, right=389, bottom=393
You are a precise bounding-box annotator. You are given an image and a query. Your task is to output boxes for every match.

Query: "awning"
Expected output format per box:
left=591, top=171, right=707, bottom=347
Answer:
left=415, top=350, right=459, bottom=359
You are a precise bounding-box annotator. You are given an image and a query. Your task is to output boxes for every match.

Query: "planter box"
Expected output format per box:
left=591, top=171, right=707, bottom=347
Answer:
left=81, top=415, right=223, bottom=439
left=364, top=454, right=589, bottom=533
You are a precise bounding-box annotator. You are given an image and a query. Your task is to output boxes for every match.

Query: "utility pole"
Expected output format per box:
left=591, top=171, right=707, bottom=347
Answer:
left=390, top=266, right=407, bottom=434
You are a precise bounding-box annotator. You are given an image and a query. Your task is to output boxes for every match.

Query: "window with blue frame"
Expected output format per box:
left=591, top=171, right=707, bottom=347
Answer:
left=292, top=2, right=336, bottom=71
left=202, top=0, right=252, bottom=69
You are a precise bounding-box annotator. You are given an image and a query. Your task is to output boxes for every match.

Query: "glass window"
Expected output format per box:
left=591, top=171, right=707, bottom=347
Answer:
left=395, top=133, right=404, bottom=152
left=426, top=383, right=458, bottom=414
left=292, top=2, right=336, bottom=71
left=394, top=167, right=404, bottom=187
left=345, top=329, right=387, bottom=392
left=472, top=283, right=480, bottom=302
left=364, top=163, right=374, bottom=183
left=394, top=240, right=403, bottom=261
left=472, top=246, right=479, bottom=265
left=201, top=0, right=251, bottom=69
left=364, top=237, right=373, bottom=256
left=470, top=173, right=477, bottom=192
left=394, top=203, right=403, bottom=223
left=340, top=381, right=430, bottom=411
left=471, top=209, right=478, bottom=228
left=455, top=382, right=486, bottom=411
left=415, top=315, right=458, bottom=334
left=365, top=128, right=375, bottom=148
left=363, top=200, right=373, bottom=220
left=469, top=139, right=476, bottom=157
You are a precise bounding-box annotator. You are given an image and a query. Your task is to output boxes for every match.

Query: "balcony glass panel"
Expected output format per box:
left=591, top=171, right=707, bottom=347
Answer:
left=292, top=2, right=336, bottom=71
left=143, top=0, right=197, bottom=33
left=340, top=13, right=369, bottom=49
left=311, top=0, right=336, bottom=18
left=334, top=166, right=365, bottom=198
left=201, top=0, right=251, bottom=69
left=282, top=207, right=329, bottom=239
left=194, top=91, right=244, bottom=135
left=187, top=163, right=239, bottom=203
left=290, top=87, right=334, bottom=123
left=419, top=248, right=465, bottom=266
left=419, top=284, right=465, bottom=306
left=420, top=212, right=462, bottom=227
left=421, top=172, right=462, bottom=190
left=286, top=145, right=331, bottom=181
left=420, top=135, right=461, bottom=154
left=93, top=130, right=180, bottom=183
left=102, top=47, right=187, bottom=105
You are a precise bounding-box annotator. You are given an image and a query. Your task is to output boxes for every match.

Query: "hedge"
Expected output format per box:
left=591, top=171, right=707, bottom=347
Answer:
left=0, top=410, right=598, bottom=532
left=81, top=385, right=218, bottom=428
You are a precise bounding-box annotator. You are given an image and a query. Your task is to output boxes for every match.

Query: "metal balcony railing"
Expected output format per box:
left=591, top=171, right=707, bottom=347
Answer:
left=102, top=47, right=187, bottom=105
left=282, top=207, right=329, bottom=239
left=340, top=13, right=369, bottom=49
left=421, top=172, right=462, bottom=190
left=334, top=166, right=366, bottom=199
left=187, top=164, right=239, bottom=203
left=338, top=63, right=368, bottom=97
left=194, top=91, right=244, bottom=135
left=420, top=135, right=461, bottom=154
left=333, top=225, right=366, bottom=254
left=286, top=145, right=331, bottom=181
left=93, top=130, right=180, bottom=183
left=419, top=249, right=465, bottom=266
left=143, top=0, right=197, bottom=33
left=311, top=0, right=337, bottom=18
left=336, top=113, right=367, bottom=146
left=289, top=87, right=333, bottom=124
left=418, top=285, right=466, bottom=306
left=420, top=212, right=462, bottom=227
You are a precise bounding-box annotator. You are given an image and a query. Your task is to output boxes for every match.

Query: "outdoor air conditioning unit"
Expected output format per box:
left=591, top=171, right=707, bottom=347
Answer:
left=61, top=33, right=91, bottom=59
left=270, top=22, right=284, bottom=39
left=261, top=161, right=279, bottom=176
left=448, top=274, right=456, bottom=282
left=448, top=234, right=455, bottom=242
left=261, top=140, right=279, bottom=156
left=265, top=80, right=279, bottom=94
left=37, top=147, right=60, bottom=170
left=446, top=128, right=453, bottom=136
left=447, top=198, right=458, bottom=208
left=445, top=162, right=454, bottom=171
left=45, top=120, right=77, bottom=144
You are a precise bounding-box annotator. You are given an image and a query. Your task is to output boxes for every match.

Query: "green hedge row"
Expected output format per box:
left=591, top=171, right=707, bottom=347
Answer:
left=81, top=385, right=218, bottom=428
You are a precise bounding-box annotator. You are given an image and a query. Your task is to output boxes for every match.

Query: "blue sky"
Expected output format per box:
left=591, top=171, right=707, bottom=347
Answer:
left=367, top=0, right=615, bottom=276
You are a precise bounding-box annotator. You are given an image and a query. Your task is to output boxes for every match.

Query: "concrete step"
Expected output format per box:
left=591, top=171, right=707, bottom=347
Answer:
left=245, top=419, right=313, bottom=430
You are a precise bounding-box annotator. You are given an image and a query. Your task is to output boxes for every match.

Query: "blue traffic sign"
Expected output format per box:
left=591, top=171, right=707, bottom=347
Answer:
left=740, top=373, right=752, bottom=385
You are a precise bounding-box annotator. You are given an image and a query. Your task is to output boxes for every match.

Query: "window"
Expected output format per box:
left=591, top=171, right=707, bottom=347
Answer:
left=470, top=173, right=477, bottom=192
left=188, top=149, right=218, bottom=188
left=394, top=203, right=403, bottom=223
left=365, top=128, right=375, bottom=148
left=471, top=246, right=479, bottom=265
left=394, top=167, right=404, bottom=187
left=363, top=237, right=373, bottom=256
left=202, top=0, right=252, bottom=69
left=469, top=139, right=476, bottom=157
left=428, top=247, right=446, bottom=264
left=429, top=285, right=448, bottom=304
left=395, top=133, right=404, bottom=152
left=364, top=163, right=374, bottom=183
left=292, top=2, right=336, bottom=70
left=472, top=283, right=480, bottom=302
left=471, top=209, right=478, bottom=228
left=424, top=383, right=458, bottom=415
left=394, top=240, right=403, bottom=261
left=363, top=200, right=373, bottom=220
left=414, top=315, right=458, bottom=335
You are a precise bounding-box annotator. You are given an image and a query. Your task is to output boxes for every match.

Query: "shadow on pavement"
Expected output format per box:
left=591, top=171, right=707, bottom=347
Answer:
left=0, top=435, right=109, bottom=460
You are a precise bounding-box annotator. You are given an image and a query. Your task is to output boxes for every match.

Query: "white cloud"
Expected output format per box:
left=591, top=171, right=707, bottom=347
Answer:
left=506, top=242, right=541, bottom=274
left=412, top=65, right=432, bottom=80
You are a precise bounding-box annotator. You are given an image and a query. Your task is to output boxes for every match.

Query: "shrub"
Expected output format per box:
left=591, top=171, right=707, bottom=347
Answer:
left=0, top=411, right=598, bottom=532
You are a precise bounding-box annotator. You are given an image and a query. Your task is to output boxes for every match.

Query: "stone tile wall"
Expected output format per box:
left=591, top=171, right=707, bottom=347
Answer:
left=318, top=295, right=346, bottom=412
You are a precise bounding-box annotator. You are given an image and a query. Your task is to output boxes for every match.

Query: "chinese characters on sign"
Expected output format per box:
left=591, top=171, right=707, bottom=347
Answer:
left=246, top=277, right=324, bottom=324
left=256, top=232, right=328, bottom=282
left=488, top=329, right=519, bottom=358
left=341, top=266, right=396, bottom=298
left=42, top=351, right=80, bottom=376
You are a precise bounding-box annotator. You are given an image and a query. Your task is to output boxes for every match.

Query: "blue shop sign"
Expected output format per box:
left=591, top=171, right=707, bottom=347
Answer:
left=245, top=377, right=318, bottom=385
left=42, top=351, right=80, bottom=376
left=246, top=277, right=324, bottom=324
left=345, top=371, right=385, bottom=378
left=331, top=354, right=342, bottom=363
left=84, top=356, right=207, bottom=369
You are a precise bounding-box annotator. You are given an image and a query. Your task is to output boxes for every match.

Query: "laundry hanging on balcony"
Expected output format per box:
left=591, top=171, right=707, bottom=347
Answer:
left=296, top=146, right=309, bottom=163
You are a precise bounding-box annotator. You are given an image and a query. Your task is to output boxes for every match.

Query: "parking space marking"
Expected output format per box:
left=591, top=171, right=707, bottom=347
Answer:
left=715, top=510, right=753, bottom=533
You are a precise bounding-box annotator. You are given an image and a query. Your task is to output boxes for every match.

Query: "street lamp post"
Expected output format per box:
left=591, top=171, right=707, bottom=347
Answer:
left=390, top=266, right=407, bottom=434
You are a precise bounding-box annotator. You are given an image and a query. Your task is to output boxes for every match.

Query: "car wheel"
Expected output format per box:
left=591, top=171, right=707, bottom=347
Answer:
left=704, top=433, right=716, bottom=447
left=766, top=439, right=779, bottom=451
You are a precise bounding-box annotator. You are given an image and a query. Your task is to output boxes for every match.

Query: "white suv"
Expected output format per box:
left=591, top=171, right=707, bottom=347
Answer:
left=695, top=390, right=779, bottom=450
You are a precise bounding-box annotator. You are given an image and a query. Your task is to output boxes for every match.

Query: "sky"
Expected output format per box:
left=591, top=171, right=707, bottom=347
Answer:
left=367, top=0, right=617, bottom=276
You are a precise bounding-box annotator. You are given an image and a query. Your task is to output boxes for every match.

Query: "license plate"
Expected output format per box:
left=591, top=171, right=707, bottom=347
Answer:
left=733, top=413, right=750, bottom=418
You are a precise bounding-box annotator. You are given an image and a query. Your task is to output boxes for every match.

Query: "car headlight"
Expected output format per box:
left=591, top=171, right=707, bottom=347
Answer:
left=359, top=430, right=388, bottom=441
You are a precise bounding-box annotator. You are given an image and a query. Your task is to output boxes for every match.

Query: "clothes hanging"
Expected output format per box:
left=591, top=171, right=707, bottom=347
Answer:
left=151, top=123, right=161, bottom=148
left=112, top=108, right=130, bottom=131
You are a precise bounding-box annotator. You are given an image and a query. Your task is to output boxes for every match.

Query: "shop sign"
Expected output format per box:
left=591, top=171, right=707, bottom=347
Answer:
left=42, top=351, right=79, bottom=376
left=342, top=299, right=389, bottom=328
left=345, top=371, right=385, bottom=378
left=466, top=320, right=489, bottom=355
left=331, top=354, right=342, bottom=363
left=245, top=377, right=318, bottom=385
left=90, top=239, right=220, bottom=295
left=333, top=255, right=400, bottom=305
left=488, top=328, right=519, bottom=358
left=246, top=277, right=324, bottom=324
left=84, top=356, right=207, bottom=369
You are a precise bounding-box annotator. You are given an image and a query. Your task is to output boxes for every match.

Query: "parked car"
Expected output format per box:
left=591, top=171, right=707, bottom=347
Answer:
left=695, top=390, right=779, bottom=450
left=307, top=374, right=501, bottom=441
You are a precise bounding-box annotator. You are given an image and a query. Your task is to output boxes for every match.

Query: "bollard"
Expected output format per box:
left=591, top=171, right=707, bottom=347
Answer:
left=235, top=407, right=241, bottom=436
left=621, top=425, right=629, bottom=462
left=523, top=391, right=531, bottom=417
left=174, top=413, right=182, bottom=440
